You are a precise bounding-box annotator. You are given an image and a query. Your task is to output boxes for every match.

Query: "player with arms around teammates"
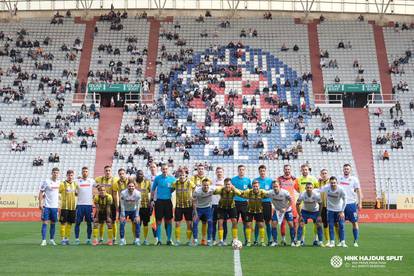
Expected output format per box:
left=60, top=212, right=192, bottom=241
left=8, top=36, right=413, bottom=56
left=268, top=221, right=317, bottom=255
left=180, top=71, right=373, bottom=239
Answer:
left=239, top=179, right=268, bottom=247
left=74, top=166, right=96, bottom=245
left=171, top=168, right=196, bottom=246
left=265, top=180, right=296, bottom=247
left=135, top=170, right=152, bottom=245
left=192, top=178, right=216, bottom=246
left=58, top=170, right=77, bottom=245
left=39, top=167, right=60, bottom=246
left=320, top=176, right=347, bottom=247
left=119, top=180, right=141, bottom=246
left=295, top=182, right=324, bottom=247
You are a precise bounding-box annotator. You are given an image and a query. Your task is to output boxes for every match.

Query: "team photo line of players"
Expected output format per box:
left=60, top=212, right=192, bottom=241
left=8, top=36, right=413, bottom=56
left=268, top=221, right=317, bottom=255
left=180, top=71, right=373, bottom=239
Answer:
left=38, top=162, right=362, bottom=248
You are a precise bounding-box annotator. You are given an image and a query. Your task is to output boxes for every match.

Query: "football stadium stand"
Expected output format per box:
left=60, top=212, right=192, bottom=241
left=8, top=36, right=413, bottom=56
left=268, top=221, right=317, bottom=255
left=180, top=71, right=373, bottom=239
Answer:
left=0, top=18, right=99, bottom=193
left=0, top=8, right=412, bottom=206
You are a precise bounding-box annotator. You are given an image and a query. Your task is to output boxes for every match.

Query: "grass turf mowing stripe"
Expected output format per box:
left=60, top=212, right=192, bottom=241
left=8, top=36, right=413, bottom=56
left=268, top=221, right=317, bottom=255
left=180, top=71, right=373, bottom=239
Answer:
left=234, top=249, right=243, bottom=276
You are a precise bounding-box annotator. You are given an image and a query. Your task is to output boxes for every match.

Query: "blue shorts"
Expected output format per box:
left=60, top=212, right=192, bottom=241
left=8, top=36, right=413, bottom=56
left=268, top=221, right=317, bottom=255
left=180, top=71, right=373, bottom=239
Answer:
left=41, top=207, right=58, bottom=222
left=76, top=205, right=93, bottom=223
left=197, top=207, right=213, bottom=222
left=327, top=210, right=345, bottom=224
left=344, top=203, right=358, bottom=222
left=121, top=211, right=137, bottom=222
left=272, top=210, right=293, bottom=222
left=300, top=210, right=320, bottom=224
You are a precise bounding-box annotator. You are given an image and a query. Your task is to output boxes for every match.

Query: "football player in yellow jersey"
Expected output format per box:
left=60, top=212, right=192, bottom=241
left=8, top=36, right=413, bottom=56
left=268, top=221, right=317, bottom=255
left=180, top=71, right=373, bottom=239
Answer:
left=135, top=170, right=152, bottom=245
left=117, top=168, right=135, bottom=237
left=213, top=178, right=242, bottom=246
left=239, top=180, right=268, bottom=247
left=59, top=170, right=77, bottom=245
left=92, top=186, right=114, bottom=246
left=190, top=164, right=211, bottom=187
left=293, top=164, right=320, bottom=246
left=318, top=169, right=330, bottom=244
left=171, top=168, right=196, bottom=246
left=318, top=169, right=339, bottom=245
left=95, top=165, right=119, bottom=243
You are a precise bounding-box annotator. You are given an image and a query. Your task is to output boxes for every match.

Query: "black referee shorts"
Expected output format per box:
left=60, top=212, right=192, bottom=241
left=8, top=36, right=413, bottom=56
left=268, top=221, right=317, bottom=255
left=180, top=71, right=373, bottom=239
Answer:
left=245, top=212, right=264, bottom=223
left=174, top=207, right=193, bottom=222
left=217, top=207, right=237, bottom=220
left=235, top=201, right=248, bottom=222
left=155, top=199, right=173, bottom=221
left=139, top=207, right=151, bottom=225
left=59, top=209, right=76, bottom=224
left=262, top=202, right=272, bottom=222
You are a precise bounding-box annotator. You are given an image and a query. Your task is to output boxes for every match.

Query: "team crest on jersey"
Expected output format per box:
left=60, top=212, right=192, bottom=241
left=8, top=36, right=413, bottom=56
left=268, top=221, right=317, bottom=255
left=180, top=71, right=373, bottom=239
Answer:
left=164, top=46, right=310, bottom=162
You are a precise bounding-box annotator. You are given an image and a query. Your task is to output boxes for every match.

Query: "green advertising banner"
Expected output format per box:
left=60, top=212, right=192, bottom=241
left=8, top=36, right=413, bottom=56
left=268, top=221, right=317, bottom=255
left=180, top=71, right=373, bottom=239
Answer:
left=325, top=84, right=380, bottom=93
left=88, top=83, right=141, bottom=93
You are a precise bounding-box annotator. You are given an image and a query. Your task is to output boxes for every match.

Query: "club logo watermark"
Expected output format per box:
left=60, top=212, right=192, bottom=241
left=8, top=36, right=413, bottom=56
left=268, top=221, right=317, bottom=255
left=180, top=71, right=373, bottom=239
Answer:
left=330, top=256, right=404, bottom=269
left=330, top=256, right=343, bottom=268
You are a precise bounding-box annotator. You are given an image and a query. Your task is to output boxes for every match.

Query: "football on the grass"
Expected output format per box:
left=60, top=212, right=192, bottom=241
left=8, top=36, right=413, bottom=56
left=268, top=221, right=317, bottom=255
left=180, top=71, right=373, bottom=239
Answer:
left=232, top=239, right=243, bottom=250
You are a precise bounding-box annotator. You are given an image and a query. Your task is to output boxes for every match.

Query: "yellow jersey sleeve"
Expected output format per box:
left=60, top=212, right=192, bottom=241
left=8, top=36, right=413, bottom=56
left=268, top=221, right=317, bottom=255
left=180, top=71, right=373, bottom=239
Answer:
left=107, top=194, right=113, bottom=205
left=213, top=187, right=223, bottom=195
left=93, top=195, right=99, bottom=205
left=59, top=182, right=65, bottom=193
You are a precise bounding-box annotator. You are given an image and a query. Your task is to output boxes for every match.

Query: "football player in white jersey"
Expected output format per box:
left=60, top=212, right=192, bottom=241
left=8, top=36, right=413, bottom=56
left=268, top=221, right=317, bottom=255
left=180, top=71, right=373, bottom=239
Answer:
left=338, top=164, right=362, bottom=247
left=38, top=167, right=60, bottom=246
left=265, top=181, right=295, bottom=247
left=119, top=181, right=141, bottom=246
left=74, top=167, right=96, bottom=245
left=295, top=183, right=324, bottom=247
left=320, top=176, right=347, bottom=247
left=192, top=179, right=216, bottom=246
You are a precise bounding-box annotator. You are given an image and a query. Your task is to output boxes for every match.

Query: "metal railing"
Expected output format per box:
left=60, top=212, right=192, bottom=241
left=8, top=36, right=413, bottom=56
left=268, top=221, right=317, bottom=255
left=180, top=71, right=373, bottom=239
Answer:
left=314, top=93, right=343, bottom=105
left=366, top=93, right=396, bottom=105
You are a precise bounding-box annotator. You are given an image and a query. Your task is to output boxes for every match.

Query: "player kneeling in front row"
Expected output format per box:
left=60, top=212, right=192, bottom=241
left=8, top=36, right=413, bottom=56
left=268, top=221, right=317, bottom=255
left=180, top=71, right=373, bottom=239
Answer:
left=92, top=186, right=114, bottom=246
left=296, top=182, right=324, bottom=247
left=320, top=176, right=347, bottom=247
left=120, top=181, right=141, bottom=246
left=266, top=181, right=296, bottom=247
left=192, top=179, right=215, bottom=246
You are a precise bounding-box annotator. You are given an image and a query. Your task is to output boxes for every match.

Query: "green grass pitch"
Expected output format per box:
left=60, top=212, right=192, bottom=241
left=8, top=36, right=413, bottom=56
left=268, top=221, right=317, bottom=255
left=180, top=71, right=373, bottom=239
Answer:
left=0, top=222, right=412, bottom=275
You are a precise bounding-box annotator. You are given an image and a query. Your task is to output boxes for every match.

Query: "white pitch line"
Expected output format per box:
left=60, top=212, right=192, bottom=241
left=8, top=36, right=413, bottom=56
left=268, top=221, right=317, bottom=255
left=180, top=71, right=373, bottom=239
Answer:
left=233, top=250, right=243, bottom=276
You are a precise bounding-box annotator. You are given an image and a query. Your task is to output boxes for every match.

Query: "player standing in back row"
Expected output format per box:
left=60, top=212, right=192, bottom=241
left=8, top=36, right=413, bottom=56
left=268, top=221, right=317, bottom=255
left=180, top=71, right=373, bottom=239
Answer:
left=58, top=170, right=77, bottom=245
left=338, top=164, right=362, bottom=247
left=151, top=164, right=176, bottom=245
left=231, top=164, right=252, bottom=245
left=254, top=165, right=273, bottom=245
left=39, top=167, right=60, bottom=246
left=74, top=167, right=96, bottom=245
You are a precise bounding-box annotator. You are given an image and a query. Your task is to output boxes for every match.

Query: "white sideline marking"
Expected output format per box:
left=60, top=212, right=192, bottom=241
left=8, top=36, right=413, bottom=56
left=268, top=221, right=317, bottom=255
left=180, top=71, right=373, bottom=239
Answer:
left=233, top=250, right=243, bottom=276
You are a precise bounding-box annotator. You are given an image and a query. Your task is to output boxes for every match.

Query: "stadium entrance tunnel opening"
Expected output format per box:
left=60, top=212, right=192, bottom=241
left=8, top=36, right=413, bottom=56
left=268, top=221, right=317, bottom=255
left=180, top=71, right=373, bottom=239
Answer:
left=99, top=92, right=125, bottom=107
